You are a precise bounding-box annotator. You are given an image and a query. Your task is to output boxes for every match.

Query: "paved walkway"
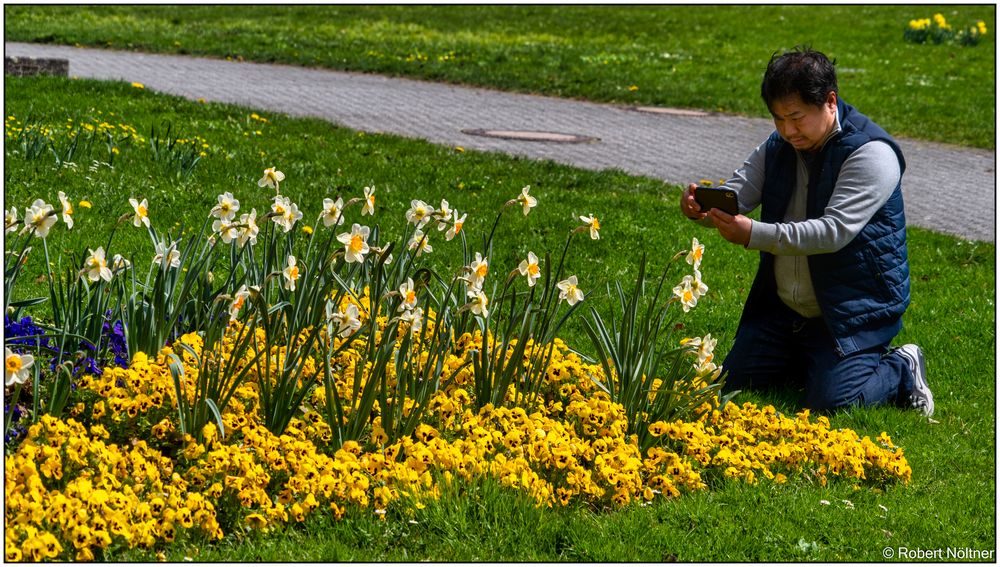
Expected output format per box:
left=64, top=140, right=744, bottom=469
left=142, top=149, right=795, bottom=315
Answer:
left=6, top=42, right=995, bottom=242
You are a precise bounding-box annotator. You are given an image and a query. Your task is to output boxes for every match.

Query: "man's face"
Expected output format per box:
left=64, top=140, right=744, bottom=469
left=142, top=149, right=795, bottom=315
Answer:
left=769, top=92, right=838, bottom=152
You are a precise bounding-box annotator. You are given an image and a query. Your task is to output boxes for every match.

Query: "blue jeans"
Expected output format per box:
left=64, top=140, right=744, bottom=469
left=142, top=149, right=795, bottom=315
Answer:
left=721, top=302, right=913, bottom=411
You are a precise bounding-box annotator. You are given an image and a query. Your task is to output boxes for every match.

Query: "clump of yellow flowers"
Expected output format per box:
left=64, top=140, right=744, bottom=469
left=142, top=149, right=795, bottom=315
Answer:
left=905, top=13, right=988, bottom=46
left=4, top=320, right=911, bottom=561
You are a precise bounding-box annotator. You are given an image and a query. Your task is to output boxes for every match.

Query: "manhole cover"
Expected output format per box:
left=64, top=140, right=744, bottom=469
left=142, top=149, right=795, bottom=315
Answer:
left=629, top=106, right=711, bottom=117
left=461, top=129, right=599, bottom=143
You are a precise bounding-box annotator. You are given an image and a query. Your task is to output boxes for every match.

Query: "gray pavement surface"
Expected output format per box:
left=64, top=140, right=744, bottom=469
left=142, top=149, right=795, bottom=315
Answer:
left=5, top=42, right=996, bottom=242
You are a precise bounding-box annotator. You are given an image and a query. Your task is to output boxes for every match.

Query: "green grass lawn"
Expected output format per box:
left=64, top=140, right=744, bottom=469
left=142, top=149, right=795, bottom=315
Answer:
left=4, top=4, right=995, bottom=149
left=4, top=76, right=995, bottom=561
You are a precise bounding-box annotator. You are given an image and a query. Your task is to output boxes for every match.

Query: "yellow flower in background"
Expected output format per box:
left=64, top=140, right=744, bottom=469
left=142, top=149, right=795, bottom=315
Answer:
left=301, top=224, right=313, bottom=235
left=933, top=13, right=949, bottom=29
left=628, top=85, right=639, bottom=92
left=977, top=20, right=988, bottom=34
left=78, top=200, right=92, bottom=209
left=131, top=82, right=145, bottom=89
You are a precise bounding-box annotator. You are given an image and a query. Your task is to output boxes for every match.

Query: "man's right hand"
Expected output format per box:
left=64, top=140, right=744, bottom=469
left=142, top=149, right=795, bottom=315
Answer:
left=681, top=183, right=708, bottom=221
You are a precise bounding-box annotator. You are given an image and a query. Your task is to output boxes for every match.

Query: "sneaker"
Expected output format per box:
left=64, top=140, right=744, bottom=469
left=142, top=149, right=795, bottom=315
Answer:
left=894, top=344, right=933, bottom=417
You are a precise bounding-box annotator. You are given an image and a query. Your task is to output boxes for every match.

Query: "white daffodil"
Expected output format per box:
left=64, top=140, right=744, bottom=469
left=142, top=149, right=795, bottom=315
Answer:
left=516, top=185, right=537, bottom=216
left=271, top=195, right=302, bottom=233
left=362, top=186, right=376, bottom=216
left=212, top=218, right=240, bottom=245
left=518, top=251, right=541, bottom=287
left=556, top=275, right=584, bottom=306
left=237, top=209, right=260, bottom=248
left=129, top=197, right=150, bottom=228
left=22, top=199, right=57, bottom=238
left=681, top=333, right=718, bottom=372
left=400, top=306, right=424, bottom=334
left=398, top=277, right=419, bottom=312
left=258, top=167, right=285, bottom=192
left=435, top=199, right=453, bottom=227
left=58, top=191, right=74, bottom=229
left=210, top=192, right=240, bottom=221
left=686, top=237, right=705, bottom=270
left=672, top=275, right=698, bottom=312
left=321, top=197, right=345, bottom=227
left=112, top=253, right=131, bottom=272
left=337, top=223, right=371, bottom=264
left=405, top=199, right=433, bottom=228
left=445, top=211, right=467, bottom=241
left=467, top=289, right=489, bottom=318
left=82, top=247, right=113, bottom=282
left=691, top=269, right=709, bottom=300
left=468, top=252, right=489, bottom=290
left=229, top=284, right=251, bottom=321
left=579, top=214, right=600, bottom=240
left=408, top=229, right=432, bottom=256
left=152, top=240, right=181, bottom=269
left=329, top=302, right=362, bottom=338
left=282, top=255, right=301, bottom=291
left=5, top=206, right=17, bottom=234
left=5, top=347, right=34, bottom=387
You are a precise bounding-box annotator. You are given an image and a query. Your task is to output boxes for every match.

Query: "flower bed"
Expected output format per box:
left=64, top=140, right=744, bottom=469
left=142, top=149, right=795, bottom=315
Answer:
left=4, top=166, right=910, bottom=561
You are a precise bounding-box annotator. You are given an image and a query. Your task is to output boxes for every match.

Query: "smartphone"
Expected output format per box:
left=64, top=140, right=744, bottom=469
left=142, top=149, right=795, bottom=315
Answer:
left=694, top=187, right=739, bottom=216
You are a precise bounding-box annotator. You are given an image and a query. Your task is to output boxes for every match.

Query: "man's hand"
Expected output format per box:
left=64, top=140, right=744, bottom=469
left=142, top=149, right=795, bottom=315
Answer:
left=708, top=208, right=752, bottom=247
left=680, top=183, right=708, bottom=220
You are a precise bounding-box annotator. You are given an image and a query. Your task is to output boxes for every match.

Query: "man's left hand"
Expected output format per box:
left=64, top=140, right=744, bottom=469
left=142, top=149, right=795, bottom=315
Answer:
left=708, top=209, right=752, bottom=247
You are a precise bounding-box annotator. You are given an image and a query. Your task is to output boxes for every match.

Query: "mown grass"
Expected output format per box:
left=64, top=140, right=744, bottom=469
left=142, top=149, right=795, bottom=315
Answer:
left=4, top=76, right=995, bottom=562
left=4, top=4, right=996, bottom=149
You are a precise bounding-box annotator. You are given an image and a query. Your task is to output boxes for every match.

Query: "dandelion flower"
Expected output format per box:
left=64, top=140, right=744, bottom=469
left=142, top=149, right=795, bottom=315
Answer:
left=82, top=247, right=113, bottom=282
left=516, top=185, right=537, bottom=216
left=283, top=255, right=301, bottom=291
left=258, top=167, right=285, bottom=192
left=58, top=191, right=74, bottom=229
left=23, top=199, right=57, bottom=238
left=131, top=82, right=145, bottom=89
left=362, top=186, right=376, bottom=216
left=5, top=347, right=33, bottom=387
left=210, top=192, right=240, bottom=221
left=579, top=214, right=600, bottom=240
left=518, top=252, right=541, bottom=287
left=321, top=197, right=345, bottom=227
left=557, top=275, right=584, bottom=305
left=337, top=223, right=371, bottom=264
left=129, top=197, right=150, bottom=228
left=79, top=200, right=92, bottom=209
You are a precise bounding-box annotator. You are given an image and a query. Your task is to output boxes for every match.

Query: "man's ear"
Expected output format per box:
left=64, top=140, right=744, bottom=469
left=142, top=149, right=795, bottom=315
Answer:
left=826, top=90, right=838, bottom=110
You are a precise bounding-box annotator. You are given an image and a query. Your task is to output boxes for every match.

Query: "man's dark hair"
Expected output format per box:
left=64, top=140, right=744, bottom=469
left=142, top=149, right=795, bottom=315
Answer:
left=760, top=46, right=838, bottom=112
